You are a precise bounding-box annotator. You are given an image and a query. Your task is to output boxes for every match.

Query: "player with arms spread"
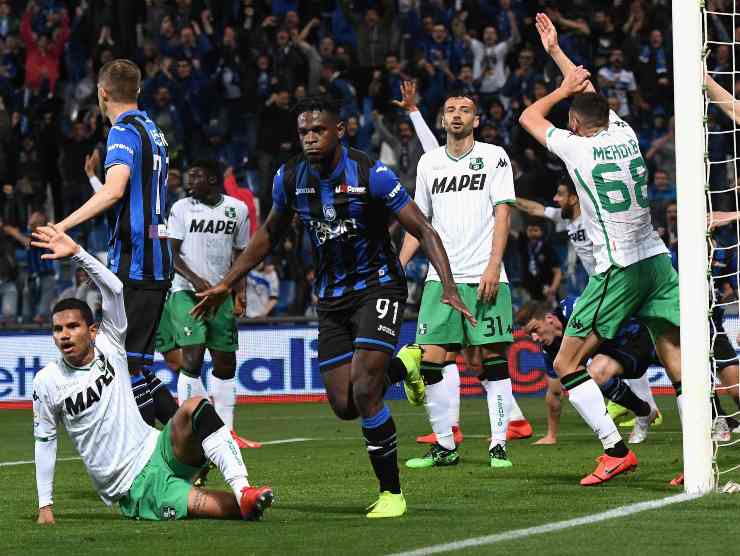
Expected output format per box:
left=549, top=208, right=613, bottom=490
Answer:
left=519, top=13, right=683, bottom=485
left=32, top=225, right=272, bottom=524
left=194, top=95, right=472, bottom=518
left=399, top=91, right=518, bottom=469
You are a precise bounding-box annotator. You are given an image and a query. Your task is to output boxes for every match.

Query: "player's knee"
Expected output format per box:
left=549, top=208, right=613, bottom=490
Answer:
left=587, top=356, right=612, bottom=385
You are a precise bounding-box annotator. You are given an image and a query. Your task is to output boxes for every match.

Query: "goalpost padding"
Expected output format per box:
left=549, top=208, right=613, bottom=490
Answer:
left=673, top=0, right=714, bottom=494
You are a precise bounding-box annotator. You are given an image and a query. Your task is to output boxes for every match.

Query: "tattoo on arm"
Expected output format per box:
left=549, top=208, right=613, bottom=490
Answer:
left=192, top=488, right=206, bottom=514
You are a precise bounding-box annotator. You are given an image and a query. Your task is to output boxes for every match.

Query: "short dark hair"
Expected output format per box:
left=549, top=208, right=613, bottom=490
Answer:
left=526, top=216, right=547, bottom=229
left=515, top=301, right=552, bottom=327
left=570, top=92, right=609, bottom=129
left=98, top=59, right=141, bottom=103
left=188, top=159, right=221, bottom=183
left=558, top=176, right=577, bottom=195
left=443, top=88, right=478, bottom=111
left=53, top=298, right=94, bottom=326
left=293, top=94, right=342, bottom=120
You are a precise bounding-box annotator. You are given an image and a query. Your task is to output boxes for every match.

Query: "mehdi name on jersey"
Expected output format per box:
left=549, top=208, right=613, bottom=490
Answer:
left=188, top=219, right=238, bottom=235
left=431, top=173, right=487, bottom=194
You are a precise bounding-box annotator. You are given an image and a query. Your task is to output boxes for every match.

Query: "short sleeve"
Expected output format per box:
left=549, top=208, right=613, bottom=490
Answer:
left=234, top=202, right=249, bottom=249
left=167, top=200, right=186, bottom=240
left=32, top=377, right=58, bottom=442
left=545, top=126, right=585, bottom=167
left=414, top=157, right=432, bottom=219
left=105, top=124, right=138, bottom=170
left=272, top=165, right=288, bottom=213
left=626, top=72, right=637, bottom=92
left=488, top=149, right=515, bottom=206
left=369, top=161, right=411, bottom=214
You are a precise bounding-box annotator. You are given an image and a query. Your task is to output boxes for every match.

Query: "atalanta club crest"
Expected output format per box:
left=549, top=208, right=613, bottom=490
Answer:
left=323, top=204, right=336, bottom=221
left=469, top=157, right=484, bottom=171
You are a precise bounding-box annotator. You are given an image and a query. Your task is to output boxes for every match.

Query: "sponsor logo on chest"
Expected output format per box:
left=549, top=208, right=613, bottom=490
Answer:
left=431, top=173, right=487, bottom=194
left=63, top=361, right=116, bottom=417
left=189, top=218, right=237, bottom=234
left=335, top=183, right=366, bottom=194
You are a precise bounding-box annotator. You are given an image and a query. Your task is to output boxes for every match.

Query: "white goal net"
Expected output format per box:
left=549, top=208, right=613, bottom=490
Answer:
left=703, top=0, right=740, bottom=491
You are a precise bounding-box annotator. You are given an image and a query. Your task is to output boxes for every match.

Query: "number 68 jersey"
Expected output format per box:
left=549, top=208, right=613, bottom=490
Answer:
left=546, top=111, right=667, bottom=274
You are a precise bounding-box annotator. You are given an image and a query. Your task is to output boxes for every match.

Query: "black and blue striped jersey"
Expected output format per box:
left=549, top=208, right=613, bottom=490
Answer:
left=104, top=109, right=172, bottom=285
left=272, top=147, right=411, bottom=300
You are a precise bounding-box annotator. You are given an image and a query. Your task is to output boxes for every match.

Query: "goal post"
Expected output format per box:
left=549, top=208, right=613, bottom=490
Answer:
left=672, top=0, right=714, bottom=494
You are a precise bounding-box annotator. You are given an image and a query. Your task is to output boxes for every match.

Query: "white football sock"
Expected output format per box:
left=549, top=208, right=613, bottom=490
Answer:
left=201, top=425, right=249, bottom=499
left=177, top=372, right=207, bottom=405
left=677, top=393, right=685, bottom=426
left=210, top=376, right=237, bottom=430
left=442, top=363, right=461, bottom=426
left=482, top=378, right=513, bottom=449
left=510, top=396, right=525, bottom=421
left=625, top=375, right=658, bottom=411
left=568, top=378, right=622, bottom=450
left=425, top=380, right=455, bottom=450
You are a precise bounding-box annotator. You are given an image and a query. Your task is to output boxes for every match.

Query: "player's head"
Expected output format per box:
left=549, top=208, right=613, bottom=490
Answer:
left=294, top=95, right=344, bottom=164
left=553, top=177, right=579, bottom=219
left=516, top=302, right=563, bottom=346
left=97, top=59, right=141, bottom=119
left=52, top=298, right=97, bottom=366
left=186, top=159, right=221, bottom=201
left=568, top=92, right=609, bottom=137
left=525, top=217, right=545, bottom=241
left=441, top=91, right=479, bottom=140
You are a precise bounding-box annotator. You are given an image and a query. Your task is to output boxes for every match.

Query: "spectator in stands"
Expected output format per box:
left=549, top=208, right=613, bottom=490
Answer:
left=637, top=29, right=672, bottom=109
left=597, top=48, right=643, bottom=119
left=649, top=168, right=676, bottom=213
left=23, top=210, right=55, bottom=324
left=0, top=1, right=19, bottom=40
left=20, top=1, right=69, bottom=95
left=645, top=116, right=676, bottom=184
left=518, top=217, right=561, bottom=305
left=0, top=216, right=19, bottom=323
left=271, top=27, right=307, bottom=94
left=16, top=132, right=44, bottom=209
left=56, top=266, right=101, bottom=320
left=59, top=120, right=96, bottom=220
left=256, top=86, right=296, bottom=207
left=502, top=48, right=539, bottom=109
left=476, top=18, right=520, bottom=95
left=165, top=167, right=185, bottom=216
left=148, top=85, right=184, bottom=161
left=659, top=202, right=679, bottom=267
left=372, top=111, right=423, bottom=191
left=321, top=57, right=357, bottom=117
left=245, top=259, right=279, bottom=319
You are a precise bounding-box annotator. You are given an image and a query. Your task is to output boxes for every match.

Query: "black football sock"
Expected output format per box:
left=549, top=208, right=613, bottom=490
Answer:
left=131, top=372, right=156, bottom=426
left=361, top=405, right=401, bottom=494
left=605, top=440, right=629, bottom=458
left=143, top=369, right=178, bottom=425
left=386, top=357, right=407, bottom=384
left=601, top=377, right=651, bottom=417
left=192, top=398, right=225, bottom=442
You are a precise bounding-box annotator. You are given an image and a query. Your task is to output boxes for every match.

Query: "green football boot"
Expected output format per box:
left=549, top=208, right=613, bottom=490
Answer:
left=397, top=344, right=425, bottom=406
left=406, top=443, right=460, bottom=469
left=489, top=444, right=513, bottom=468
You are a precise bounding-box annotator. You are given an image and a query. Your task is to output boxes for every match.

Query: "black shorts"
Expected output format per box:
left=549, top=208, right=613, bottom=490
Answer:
left=713, top=333, right=739, bottom=370
left=123, top=284, right=168, bottom=370
left=597, top=321, right=656, bottom=380
left=317, top=285, right=406, bottom=372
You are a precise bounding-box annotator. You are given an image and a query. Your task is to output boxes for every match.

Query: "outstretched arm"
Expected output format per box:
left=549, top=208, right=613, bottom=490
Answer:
left=192, top=209, right=291, bottom=317
left=707, top=74, right=740, bottom=124
left=396, top=201, right=475, bottom=325
left=536, top=13, right=596, bottom=93
left=515, top=197, right=546, bottom=217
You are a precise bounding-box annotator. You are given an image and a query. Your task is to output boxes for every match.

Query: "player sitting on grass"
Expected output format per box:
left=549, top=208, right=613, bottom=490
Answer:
left=31, top=225, right=272, bottom=523
left=518, top=298, right=659, bottom=445
left=519, top=13, right=684, bottom=486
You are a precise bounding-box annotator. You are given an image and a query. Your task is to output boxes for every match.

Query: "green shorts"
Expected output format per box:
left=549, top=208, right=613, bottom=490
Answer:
left=566, top=254, right=680, bottom=340
left=155, top=294, right=178, bottom=354
left=416, top=281, right=513, bottom=347
left=168, top=290, right=238, bottom=352
left=118, top=422, right=203, bottom=521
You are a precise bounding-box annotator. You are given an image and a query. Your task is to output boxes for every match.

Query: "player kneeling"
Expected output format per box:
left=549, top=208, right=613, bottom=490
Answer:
left=32, top=225, right=272, bottom=523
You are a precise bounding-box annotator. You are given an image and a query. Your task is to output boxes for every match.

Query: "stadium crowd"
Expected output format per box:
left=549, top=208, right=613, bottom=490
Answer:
left=0, top=0, right=733, bottom=325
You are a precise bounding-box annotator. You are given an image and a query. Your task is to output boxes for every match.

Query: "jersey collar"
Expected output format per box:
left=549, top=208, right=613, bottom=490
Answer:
left=445, top=141, right=476, bottom=162
left=114, top=109, right=147, bottom=124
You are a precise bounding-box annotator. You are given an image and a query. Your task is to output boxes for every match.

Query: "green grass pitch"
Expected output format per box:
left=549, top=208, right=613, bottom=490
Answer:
left=2, top=397, right=739, bottom=556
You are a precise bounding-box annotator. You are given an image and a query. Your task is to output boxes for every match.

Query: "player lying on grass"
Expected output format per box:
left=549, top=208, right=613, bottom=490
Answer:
left=193, top=95, right=473, bottom=518
left=395, top=80, right=533, bottom=447
left=516, top=178, right=662, bottom=440
left=518, top=298, right=659, bottom=445
left=31, top=225, right=272, bottom=523
left=519, top=13, right=684, bottom=486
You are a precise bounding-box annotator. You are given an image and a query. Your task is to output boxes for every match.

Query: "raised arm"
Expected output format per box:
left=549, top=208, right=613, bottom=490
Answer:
left=392, top=81, right=440, bottom=153
left=514, top=197, right=546, bottom=217
left=707, top=74, right=740, bottom=124
left=536, top=13, right=595, bottom=93
left=31, top=225, right=126, bottom=339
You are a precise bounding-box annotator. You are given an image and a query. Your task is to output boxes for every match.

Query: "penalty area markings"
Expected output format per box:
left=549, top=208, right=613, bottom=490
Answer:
left=386, top=492, right=702, bottom=556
